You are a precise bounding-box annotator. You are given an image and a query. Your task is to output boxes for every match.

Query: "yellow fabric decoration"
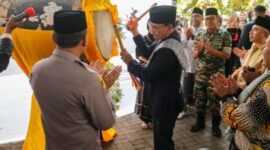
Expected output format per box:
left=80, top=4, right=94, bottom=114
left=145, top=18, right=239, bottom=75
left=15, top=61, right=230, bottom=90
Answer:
left=101, top=128, right=117, bottom=142
left=0, top=27, right=54, bottom=150
left=23, top=95, right=46, bottom=150
left=11, top=29, right=55, bottom=75
left=0, top=0, right=119, bottom=149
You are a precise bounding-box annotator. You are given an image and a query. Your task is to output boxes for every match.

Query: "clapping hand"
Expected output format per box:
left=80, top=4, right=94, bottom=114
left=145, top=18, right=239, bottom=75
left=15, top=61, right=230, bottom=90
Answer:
left=233, top=47, right=247, bottom=59
left=184, top=27, right=193, bottom=40
left=204, top=41, right=214, bottom=54
left=89, top=60, right=122, bottom=89
left=89, top=60, right=105, bottom=75
left=210, top=73, right=238, bottom=97
left=102, top=66, right=122, bottom=89
left=194, top=39, right=204, bottom=52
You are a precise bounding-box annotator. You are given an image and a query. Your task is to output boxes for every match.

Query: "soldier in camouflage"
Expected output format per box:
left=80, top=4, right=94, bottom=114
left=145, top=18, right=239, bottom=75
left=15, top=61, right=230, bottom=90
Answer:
left=191, top=8, right=232, bottom=137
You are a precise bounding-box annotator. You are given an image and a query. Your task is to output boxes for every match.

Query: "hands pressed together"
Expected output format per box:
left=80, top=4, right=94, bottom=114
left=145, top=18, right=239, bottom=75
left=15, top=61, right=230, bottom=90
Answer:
left=89, top=60, right=122, bottom=89
left=184, top=27, right=193, bottom=40
left=194, top=40, right=204, bottom=53
left=233, top=47, right=247, bottom=59
left=204, top=41, right=215, bottom=54
left=210, top=66, right=262, bottom=98
left=195, top=40, right=214, bottom=53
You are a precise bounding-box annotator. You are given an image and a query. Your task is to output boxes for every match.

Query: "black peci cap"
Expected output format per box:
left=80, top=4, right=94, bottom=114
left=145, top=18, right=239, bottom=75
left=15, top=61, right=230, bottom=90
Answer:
left=192, top=7, right=203, bottom=15
left=205, top=8, right=218, bottom=16
left=254, top=16, right=270, bottom=32
left=53, top=10, right=87, bottom=34
left=149, top=5, right=176, bottom=25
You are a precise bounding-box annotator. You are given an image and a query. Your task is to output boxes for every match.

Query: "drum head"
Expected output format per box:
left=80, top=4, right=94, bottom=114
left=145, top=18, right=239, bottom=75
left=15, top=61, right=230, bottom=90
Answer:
left=94, top=10, right=114, bottom=60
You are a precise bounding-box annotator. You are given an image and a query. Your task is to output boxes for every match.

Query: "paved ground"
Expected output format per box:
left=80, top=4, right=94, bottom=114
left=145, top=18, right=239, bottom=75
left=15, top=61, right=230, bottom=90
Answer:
left=0, top=110, right=229, bottom=150
left=0, top=60, right=229, bottom=150
left=0, top=59, right=137, bottom=145
left=103, top=110, right=229, bottom=150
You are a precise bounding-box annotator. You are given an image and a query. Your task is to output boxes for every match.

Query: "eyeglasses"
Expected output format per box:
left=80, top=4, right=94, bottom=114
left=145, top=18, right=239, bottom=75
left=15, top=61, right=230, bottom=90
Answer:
left=205, top=16, right=216, bottom=21
left=192, top=14, right=202, bottom=18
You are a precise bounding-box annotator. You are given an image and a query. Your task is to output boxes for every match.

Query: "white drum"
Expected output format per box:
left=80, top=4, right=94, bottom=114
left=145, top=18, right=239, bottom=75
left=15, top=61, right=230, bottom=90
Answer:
left=94, top=10, right=114, bottom=60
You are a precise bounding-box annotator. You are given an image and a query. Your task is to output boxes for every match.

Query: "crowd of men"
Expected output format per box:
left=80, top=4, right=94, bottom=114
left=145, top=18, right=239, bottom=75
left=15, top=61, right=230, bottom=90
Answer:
left=127, top=4, right=270, bottom=150
left=0, top=3, right=270, bottom=150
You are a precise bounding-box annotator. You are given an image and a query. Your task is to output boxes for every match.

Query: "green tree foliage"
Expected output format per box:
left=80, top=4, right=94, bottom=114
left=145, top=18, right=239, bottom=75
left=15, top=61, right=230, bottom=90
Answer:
left=176, top=0, right=268, bottom=16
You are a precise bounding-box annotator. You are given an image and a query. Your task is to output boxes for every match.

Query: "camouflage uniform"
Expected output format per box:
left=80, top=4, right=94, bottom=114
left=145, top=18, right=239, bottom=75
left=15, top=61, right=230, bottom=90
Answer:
left=194, top=29, right=232, bottom=115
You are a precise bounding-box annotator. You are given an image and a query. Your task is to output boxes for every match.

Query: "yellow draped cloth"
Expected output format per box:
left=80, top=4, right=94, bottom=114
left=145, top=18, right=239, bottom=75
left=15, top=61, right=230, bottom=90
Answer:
left=0, top=0, right=118, bottom=149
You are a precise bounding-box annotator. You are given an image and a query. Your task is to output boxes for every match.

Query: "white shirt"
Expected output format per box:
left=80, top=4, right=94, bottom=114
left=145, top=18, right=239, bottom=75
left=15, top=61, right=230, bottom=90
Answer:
left=181, top=26, right=205, bottom=73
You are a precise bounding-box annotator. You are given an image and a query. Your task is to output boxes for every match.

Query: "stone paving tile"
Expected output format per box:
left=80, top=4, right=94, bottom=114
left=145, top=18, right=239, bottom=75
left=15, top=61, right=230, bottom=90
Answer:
left=1, top=110, right=229, bottom=150
left=0, top=141, right=23, bottom=150
left=103, top=111, right=229, bottom=150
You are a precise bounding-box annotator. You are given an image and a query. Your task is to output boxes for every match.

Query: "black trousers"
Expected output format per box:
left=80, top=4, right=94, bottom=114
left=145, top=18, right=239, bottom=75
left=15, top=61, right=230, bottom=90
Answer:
left=153, top=117, right=178, bottom=150
left=181, top=71, right=195, bottom=110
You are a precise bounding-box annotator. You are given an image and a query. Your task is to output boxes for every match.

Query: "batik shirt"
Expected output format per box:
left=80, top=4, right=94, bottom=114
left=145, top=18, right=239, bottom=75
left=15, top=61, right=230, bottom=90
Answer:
left=221, top=70, right=270, bottom=150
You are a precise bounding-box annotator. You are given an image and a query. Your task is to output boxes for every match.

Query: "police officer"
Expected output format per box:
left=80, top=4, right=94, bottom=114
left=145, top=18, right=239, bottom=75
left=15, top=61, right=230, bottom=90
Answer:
left=30, top=10, right=119, bottom=150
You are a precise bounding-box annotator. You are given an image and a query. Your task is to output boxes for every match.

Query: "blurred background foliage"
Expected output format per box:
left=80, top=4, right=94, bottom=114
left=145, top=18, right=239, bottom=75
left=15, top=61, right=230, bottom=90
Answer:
left=175, top=0, right=269, bottom=16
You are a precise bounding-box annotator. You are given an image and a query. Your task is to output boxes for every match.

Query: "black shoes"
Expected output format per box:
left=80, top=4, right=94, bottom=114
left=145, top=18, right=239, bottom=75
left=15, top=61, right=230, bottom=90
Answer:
left=212, top=127, right=222, bottom=137
left=190, top=112, right=205, bottom=132
left=190, top=122, right=205, bottom=132
left=190, top=111, right=222, bottom=137
left=212, top=113, right=222, bottom=137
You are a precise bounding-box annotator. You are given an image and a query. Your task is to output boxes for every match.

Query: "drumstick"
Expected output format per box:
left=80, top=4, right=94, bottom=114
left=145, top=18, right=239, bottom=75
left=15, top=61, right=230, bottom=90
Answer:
left=137, top=3, right=157, bottom=21
left=113, top=4, right=158, bottom=91
left=125, top=3, right=157, bottom=30
left=113, top=25, right=142, bottom=91
left=113, top=25, right=126, bottom=52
